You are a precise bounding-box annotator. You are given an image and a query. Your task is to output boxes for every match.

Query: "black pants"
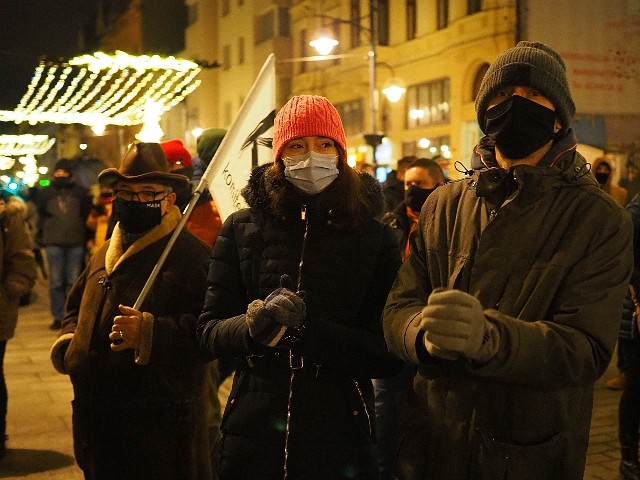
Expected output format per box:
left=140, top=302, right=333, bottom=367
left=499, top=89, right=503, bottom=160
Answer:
left=0, top=340, right=7, bottom=438
left=619, top=337, right=640, bottom=458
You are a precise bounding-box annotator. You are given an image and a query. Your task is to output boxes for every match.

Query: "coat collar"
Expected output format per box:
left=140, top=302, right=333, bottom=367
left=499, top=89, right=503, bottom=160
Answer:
left=468, top=129, right=596, bottom=208
left=105, top=205, right=181, bottom=275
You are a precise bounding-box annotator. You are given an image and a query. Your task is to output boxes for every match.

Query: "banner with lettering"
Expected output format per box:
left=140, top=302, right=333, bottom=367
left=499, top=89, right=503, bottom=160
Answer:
left=199, top=54, right=276, bottom=221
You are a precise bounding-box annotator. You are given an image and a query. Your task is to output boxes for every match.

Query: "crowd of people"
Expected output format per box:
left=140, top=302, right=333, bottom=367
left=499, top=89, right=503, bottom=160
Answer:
left=0, top=41, right=638, bottom=480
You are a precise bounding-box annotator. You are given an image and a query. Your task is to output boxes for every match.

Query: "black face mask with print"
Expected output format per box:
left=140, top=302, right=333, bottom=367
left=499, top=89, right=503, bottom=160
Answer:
left=112, top=197, right=163, bottom=234
left=484, top=95, right=557, bottom=160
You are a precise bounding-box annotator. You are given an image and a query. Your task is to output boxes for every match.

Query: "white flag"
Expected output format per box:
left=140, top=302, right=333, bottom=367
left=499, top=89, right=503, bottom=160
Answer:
left=200, top=53, right=276, bottom=221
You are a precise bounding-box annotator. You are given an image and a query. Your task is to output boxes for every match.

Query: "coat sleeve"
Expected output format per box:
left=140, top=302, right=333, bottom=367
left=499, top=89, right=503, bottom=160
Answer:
left=383, top=220, right=432, bottom=365
left=1, top=211, right=37, bottom=300
left=140, top=235, right=212, bottom=366
left=297, top=224, right=404, bottom=378
left=50, top=260, right=87, bottom=374
left=197, top=213, right=257, bottom=358
left=472, top=206, right=633, bottom=388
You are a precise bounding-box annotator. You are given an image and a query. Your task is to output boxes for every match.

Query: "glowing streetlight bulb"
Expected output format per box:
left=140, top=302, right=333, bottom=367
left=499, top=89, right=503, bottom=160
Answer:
left=310, top=35, right=339, bottom=56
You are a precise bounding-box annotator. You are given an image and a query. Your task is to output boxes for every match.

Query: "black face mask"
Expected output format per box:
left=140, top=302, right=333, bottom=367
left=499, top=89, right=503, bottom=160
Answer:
left=404, top=185, right=437, bottom=213
left=112, top=197, right=163, bottom=234
left=484, top=95, right=557, bottom=160
left=595, top=172, right=610, bottom=185
left=52, top=177, right=73, bottom=188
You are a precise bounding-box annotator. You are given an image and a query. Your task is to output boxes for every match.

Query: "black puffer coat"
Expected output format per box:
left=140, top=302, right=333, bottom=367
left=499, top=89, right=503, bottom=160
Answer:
left=197, top=165, right=402, bottom=480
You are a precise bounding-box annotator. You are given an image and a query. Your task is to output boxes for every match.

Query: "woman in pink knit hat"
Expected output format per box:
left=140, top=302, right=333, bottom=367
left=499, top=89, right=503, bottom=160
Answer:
left=197, top=94, right=402, bottom=479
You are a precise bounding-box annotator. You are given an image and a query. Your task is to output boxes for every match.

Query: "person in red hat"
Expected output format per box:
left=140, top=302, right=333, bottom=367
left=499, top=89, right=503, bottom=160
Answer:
left=197, top=95, right=402, bottom=479
left=160, top=138, right=194, bottom=211
left=50, top=142, right=214, bottom=479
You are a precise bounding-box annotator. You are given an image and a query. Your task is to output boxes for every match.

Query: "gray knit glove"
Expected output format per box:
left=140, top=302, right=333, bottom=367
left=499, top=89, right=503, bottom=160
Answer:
left=419, top=289, right=499, bottom=363
left=246, top=275, right=306, bottom=347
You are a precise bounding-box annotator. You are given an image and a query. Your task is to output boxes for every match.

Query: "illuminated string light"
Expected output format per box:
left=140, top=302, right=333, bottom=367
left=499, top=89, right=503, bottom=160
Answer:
left=0, top=135, right=56, bottom=156
left=0, top=50, right=202, bottom=127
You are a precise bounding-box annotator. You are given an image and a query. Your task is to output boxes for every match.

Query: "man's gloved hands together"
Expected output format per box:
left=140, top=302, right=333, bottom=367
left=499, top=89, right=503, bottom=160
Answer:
left=419, top=289, right=499, bottom=363
left=246, top=274, right=306, bottom=347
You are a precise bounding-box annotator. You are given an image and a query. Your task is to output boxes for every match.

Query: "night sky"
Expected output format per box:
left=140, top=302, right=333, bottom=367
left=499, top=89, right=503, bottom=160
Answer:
left=0, top=0, right=98, bottom=123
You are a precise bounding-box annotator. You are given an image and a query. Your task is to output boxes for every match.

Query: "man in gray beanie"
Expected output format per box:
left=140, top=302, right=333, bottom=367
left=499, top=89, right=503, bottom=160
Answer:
left=384, top=41, right=633, bottom=479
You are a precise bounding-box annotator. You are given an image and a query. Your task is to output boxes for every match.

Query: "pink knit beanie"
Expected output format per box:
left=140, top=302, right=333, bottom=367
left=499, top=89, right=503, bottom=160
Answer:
left=272, top=95, right=347, bottom=163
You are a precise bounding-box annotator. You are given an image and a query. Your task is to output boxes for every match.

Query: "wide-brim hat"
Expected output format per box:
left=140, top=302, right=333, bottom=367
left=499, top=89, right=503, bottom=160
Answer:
left=98, top=142, right=190, bottom=191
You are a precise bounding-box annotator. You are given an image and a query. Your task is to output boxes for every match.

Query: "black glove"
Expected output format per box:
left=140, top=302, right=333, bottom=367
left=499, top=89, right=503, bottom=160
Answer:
left=246, top=275, right=306, bottom=347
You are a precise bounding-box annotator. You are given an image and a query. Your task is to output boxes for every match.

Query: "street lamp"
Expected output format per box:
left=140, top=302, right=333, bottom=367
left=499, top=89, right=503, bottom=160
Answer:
left=309, top=2, right=404, bottom=168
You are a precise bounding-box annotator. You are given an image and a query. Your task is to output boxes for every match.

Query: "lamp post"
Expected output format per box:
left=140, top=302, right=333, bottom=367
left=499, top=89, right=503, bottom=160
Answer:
left=309, top=1, right=404, bottom=169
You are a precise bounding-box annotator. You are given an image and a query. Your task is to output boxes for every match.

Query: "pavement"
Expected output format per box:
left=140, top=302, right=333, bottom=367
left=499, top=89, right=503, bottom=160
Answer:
left=0, top=275, right=628, bottom=479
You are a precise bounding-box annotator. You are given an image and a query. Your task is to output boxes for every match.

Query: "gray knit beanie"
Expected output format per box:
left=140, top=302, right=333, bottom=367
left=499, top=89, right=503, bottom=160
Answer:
left=475, top=41, right=575, bottom=134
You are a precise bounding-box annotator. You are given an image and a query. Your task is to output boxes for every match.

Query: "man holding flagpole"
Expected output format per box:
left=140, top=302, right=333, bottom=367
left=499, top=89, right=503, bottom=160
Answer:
left=50, top=142, right=214, bottom=480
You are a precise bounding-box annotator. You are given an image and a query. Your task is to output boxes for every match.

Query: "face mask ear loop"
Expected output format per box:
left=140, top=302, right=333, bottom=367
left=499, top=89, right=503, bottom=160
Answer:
left=454, top=161, right=474, bottom=177
left=575, top=162, right=591, bottom=179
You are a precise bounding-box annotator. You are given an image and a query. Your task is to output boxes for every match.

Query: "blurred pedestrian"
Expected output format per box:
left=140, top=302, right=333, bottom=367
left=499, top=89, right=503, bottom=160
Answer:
left=0, top=191, right=37, bottom=458
left=593, top=156, right=631, bottom=392
left=382, top=156, right=416, bottom=212
left=85, top=186, right=114, bottom=257
left=185, top=128, right=225, bottom=248
left=50, top=142, right=213, bottom=479
left=160, top=138, right=194, bottom=211
left=374, top=157, right=445, bottom=480
left=37, top=159, right=93, bottom=329
left=593, top=157, right=628, bottom=206
left=383, top=41, right=633, bottom=479
left=197, top=94, right=402, bottom=480
left=617, top=191, right=640, bottom=480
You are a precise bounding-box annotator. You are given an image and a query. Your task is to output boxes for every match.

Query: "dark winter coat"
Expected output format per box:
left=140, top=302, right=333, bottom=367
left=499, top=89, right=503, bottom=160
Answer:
left=197, top=164, right=402, bottom=480
left=50, top=207, right=213, bottom=480
left=0, top=200, right=37, bottom=341
left=36, top=180, right=93, bottom=247
left=382, top=170, right=405, bottom=212
left=383, top=131, right=633, bottom=480
left=619, top=192, right=640, bottom=341
left=380, top=201, right=412, bottom=249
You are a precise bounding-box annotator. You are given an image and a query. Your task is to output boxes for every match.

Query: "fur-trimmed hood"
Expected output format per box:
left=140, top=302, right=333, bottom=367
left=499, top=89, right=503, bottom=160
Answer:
left=241, top=164, right=384, bottom=225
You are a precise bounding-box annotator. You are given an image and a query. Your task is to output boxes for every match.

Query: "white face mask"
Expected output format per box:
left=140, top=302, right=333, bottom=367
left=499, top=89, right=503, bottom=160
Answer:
left=283, top=151, right=339, bottom=195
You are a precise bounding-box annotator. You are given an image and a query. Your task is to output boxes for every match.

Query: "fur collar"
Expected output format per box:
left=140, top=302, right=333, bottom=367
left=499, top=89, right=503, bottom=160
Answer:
left=105, top=206, right=181, bottom=275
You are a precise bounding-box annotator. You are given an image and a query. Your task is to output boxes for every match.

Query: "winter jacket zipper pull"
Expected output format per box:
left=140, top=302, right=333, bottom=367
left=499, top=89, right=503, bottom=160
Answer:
left=300, top=204, right=306, bottom=221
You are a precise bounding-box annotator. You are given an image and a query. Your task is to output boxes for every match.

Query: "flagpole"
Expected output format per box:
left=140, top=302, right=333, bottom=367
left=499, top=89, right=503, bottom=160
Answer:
left=130, top=53, right=276, bottom=310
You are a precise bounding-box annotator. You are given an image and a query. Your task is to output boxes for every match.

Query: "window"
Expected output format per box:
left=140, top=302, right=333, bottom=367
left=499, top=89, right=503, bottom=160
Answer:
left=222, top=45, right=231, bottom=70
left=468, top=0, right=482, bottom=14
left=377, top=0, right=389, bottom=46
left=255, top=8, right=289, bottom=44
left=350, top=0, right=362, bottom=49
left=406, top=0, right=416, bottom=40
left=278, top=7, right=290, bottom=37
left=336, top=99, right=365, bottom=136
left=406, top=78, right=451, bottom=128
left=255, top=10, right=275, bottom=43
left=403, top=136, right=451, bottom=159
left=187, top=2, right=199, bottom=26
left=471, top=63, right=489, bottom=102
left=238, top=37, right=245, bottom=64
left=437, top=0, right=448, bottom=30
